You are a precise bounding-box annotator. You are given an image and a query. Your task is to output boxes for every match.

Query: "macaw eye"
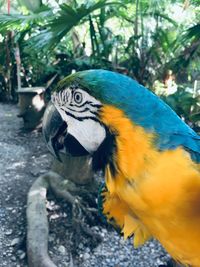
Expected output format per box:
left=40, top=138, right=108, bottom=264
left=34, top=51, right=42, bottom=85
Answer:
left=73, top=92, right=83, bottom=104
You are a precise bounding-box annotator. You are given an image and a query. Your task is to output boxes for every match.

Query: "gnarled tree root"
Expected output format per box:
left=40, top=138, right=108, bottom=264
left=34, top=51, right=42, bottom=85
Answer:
left=27, top=172, right=58, bottom=267
left=27, top=170, right=100, bottom=267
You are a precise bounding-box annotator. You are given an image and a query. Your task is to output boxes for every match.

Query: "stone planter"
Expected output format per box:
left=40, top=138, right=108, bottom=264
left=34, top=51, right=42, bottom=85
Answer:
left=17, top=87, right=46, bottom=129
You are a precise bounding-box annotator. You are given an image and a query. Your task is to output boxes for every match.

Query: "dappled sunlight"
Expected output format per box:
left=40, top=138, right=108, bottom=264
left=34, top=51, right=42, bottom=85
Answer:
left=32, top=94, right=45, bottom=112
left=6, top=162, right=26, bottom=169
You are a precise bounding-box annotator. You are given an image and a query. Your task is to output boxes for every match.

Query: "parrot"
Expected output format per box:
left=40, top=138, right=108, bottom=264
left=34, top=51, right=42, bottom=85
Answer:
left=43, top=69, right=200, bottom=267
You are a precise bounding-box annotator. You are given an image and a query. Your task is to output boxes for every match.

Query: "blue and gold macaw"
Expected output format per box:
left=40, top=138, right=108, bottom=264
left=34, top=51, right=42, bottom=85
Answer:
left=43, top=70, right=200, bottom=267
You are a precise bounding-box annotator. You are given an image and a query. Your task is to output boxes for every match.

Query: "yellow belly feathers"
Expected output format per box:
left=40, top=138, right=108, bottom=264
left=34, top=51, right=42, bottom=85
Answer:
left=100, top=105, right=200, bottom=267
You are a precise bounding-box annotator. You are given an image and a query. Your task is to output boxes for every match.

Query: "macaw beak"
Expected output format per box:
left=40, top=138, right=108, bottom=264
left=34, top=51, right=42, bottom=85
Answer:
left=42, top=102, right=67, bottom=161
left=42, top=102, right=89, bottom=160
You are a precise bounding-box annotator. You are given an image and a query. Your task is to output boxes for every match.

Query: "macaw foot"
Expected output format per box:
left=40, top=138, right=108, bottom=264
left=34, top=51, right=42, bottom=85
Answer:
left=26, top=171, right=101, bottom=267
left=70, top=197, right=102, bottom=253
left=49, top=176, right=99, bottom=225
left=48, top=172, right=102, bottom=252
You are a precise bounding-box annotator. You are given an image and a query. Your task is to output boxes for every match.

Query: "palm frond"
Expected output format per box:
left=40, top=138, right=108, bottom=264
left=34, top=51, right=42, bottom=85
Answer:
left=18, top=0, right=42, bottom=12
left=30, top=1, right=123, bottom=50
left=0, top=5, right=52, bottom=33
left=145, top=11, right=178, bottom=26
left=183, top=24, right=200, bottom=42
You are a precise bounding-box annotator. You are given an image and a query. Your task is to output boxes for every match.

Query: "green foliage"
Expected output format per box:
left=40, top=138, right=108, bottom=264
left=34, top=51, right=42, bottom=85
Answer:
left=0, top=5, right=52, bottom=33
left=27, top=1, right=123, bottom=50
left=0, top=0, right=199, bottom=107
left=18, top=0, right=42, bottom=12
left=169, top=24, right=200, bottom=80
left=162, top=87, right=200, bottom=131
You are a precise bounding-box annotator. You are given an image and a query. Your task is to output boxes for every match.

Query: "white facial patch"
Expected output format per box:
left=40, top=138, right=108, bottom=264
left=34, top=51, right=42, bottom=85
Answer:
left=51, top=86, right=106, bottom=153
left=65, top=116, right=106, bottom=153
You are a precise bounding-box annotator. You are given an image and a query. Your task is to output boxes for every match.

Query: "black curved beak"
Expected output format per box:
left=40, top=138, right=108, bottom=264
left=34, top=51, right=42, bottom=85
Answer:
left=42, top=102, right=89, bottom=161
left=42, top=102, right=67, bottom=161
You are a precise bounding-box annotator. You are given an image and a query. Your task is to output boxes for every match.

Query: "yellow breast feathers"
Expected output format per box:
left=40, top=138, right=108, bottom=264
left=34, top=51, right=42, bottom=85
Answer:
left=100, top=105, right=200, bottom=267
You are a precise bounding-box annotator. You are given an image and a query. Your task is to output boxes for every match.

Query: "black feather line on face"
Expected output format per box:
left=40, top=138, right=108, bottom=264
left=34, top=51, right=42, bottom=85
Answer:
left=65, top=105, right=99, bottom=116
left=92, top=127, right=117, bottom=177
left=70, top=101, right=101, bottom=109
left=63, top=110, right=101, bottom=123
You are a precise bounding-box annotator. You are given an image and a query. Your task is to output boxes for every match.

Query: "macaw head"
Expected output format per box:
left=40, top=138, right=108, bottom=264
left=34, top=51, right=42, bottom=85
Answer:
left=44, top=69, right=145, bottom=173
left=43, top=69, right=200, bottom=172
left=43, top=69, right=123, bottom=172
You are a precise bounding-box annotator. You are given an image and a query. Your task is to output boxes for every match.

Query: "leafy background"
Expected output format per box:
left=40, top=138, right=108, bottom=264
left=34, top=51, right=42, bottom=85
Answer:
left=0, top=0, right=199, bottom=129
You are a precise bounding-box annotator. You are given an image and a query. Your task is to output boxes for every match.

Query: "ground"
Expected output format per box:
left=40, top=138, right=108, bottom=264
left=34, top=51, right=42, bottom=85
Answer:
left=0, top=103, right=170, bottom=267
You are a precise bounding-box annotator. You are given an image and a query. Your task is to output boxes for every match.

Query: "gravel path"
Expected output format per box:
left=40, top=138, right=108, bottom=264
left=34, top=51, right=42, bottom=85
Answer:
left=0, top=103, right=170, bottom=267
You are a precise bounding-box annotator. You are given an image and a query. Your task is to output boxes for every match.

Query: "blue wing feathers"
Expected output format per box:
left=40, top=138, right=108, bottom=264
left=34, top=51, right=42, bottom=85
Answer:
left=76, top=70, right=200, bottom=163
